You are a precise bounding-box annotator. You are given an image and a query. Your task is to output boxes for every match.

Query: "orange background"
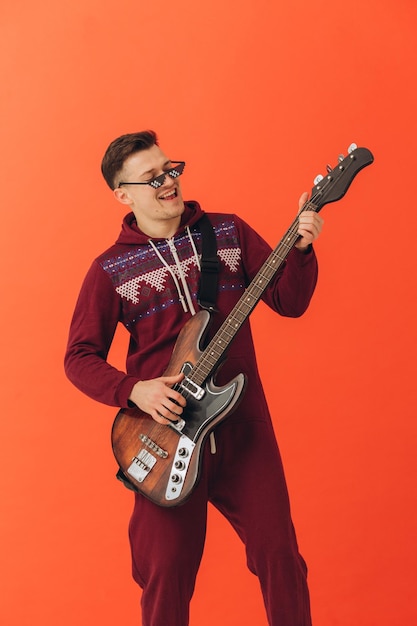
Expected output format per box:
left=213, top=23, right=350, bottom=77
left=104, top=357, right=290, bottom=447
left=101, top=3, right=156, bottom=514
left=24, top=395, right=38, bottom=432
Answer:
left=1, top=1, right=416, bottom=625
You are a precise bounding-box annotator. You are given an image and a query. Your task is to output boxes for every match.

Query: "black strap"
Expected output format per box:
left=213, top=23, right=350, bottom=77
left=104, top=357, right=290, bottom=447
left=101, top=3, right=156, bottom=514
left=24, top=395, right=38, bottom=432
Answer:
left=197, top=214, right=219, bottom=312
left=116, top=467, right=138, bottom=492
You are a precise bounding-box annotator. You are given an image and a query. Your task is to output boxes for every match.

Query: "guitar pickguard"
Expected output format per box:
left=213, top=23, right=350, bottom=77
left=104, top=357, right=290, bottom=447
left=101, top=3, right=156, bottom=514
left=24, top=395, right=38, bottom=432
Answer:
left=175, top=369, right=241, bottom=441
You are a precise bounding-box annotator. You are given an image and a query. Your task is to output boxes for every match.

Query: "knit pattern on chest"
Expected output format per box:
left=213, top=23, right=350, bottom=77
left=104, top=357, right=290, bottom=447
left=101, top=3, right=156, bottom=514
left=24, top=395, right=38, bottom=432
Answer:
left=99, top=218, right=243, bottom=321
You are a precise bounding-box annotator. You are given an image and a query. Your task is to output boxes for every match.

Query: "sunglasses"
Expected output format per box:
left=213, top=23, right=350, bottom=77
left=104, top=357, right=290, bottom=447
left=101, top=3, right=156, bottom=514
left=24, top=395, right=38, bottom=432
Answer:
left=117, top=161, right=186, bottom=189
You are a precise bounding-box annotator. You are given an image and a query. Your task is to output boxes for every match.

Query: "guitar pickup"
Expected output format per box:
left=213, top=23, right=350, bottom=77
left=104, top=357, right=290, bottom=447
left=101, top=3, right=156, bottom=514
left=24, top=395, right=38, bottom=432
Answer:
left=127, top=448, right=157, bottom=483
left=179, top=375, right=205, bottom=400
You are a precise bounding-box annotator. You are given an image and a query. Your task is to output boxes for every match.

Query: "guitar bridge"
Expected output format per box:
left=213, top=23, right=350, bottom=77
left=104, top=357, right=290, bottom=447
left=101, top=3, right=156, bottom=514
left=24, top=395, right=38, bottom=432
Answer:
left=139, top=433, right=168, bottom=458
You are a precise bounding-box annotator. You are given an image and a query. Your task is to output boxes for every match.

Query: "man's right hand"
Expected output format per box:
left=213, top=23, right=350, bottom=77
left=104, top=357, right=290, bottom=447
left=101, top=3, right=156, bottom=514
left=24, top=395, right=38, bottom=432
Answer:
left=128, top=374, right=186, bottom=424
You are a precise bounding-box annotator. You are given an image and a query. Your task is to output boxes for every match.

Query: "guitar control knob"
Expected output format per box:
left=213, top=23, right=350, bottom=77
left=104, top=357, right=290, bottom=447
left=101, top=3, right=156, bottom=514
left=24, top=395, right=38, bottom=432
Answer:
left=171, top=474, right=182, bottom=484
left=178, top=448, right=189, bottom=458
left=174, top=460, right=185, bottom=470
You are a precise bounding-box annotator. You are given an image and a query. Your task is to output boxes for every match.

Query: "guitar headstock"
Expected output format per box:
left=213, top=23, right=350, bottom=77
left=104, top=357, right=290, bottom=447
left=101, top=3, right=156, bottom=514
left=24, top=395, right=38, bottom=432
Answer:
left=310, top=144, right=374, bottom=211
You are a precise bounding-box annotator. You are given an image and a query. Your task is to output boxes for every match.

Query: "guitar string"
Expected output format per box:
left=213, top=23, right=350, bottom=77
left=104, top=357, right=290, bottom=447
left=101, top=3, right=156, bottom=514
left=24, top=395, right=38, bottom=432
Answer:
left=188, top=212, right=311, bottom=383
left=187, top=158, right=355, bottom=385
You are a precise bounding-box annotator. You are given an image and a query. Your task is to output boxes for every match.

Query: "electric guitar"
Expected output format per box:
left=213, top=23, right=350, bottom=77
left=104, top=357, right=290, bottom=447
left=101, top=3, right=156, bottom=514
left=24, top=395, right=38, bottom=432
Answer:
left=111, top=144, right=374, bottom=506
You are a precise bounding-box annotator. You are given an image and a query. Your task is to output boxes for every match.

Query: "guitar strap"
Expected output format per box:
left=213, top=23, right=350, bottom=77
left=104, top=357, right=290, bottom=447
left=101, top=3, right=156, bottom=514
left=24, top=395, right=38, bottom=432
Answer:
left=197, top=213, right=219, bottom=312
left=116, top=213, right=219, bottom=492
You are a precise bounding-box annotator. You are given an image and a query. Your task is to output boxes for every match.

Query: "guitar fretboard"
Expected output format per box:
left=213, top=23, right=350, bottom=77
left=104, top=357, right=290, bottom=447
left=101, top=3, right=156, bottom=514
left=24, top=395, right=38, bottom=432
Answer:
left=190, top=201, right=319, bottom=387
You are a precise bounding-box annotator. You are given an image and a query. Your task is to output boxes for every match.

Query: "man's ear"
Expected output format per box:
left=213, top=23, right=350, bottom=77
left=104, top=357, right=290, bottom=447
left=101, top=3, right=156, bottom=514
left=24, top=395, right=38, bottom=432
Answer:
left=113, top=187, right=132, bottom=206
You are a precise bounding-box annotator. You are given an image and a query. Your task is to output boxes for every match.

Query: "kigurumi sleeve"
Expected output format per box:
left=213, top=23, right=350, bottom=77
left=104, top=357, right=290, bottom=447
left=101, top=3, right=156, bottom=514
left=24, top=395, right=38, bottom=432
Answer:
left=64, top=260, right=139, bottom=407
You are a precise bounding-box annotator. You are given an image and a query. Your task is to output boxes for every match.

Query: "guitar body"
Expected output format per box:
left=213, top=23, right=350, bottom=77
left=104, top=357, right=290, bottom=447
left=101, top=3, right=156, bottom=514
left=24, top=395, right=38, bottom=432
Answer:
left=112, top=310, right=246, bottom=506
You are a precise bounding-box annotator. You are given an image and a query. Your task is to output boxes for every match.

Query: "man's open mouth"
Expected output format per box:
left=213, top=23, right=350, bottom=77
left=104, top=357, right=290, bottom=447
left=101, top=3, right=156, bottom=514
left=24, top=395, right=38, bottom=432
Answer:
left=159, top=188, right=177, bottom=200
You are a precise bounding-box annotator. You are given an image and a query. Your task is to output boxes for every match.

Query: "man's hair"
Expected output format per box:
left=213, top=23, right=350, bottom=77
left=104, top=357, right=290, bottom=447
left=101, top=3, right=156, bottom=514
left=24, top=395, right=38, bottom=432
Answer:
left=101, top=130, right=159, bottom=190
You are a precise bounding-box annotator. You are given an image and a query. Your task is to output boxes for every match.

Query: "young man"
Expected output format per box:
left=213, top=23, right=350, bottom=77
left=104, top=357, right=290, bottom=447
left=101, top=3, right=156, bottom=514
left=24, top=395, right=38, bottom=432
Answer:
left=65, top=130, right=323, bottom=626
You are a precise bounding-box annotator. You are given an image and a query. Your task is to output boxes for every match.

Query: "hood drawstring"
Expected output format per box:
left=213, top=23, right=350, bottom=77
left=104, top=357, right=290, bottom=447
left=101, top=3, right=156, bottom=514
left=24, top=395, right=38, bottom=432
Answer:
left=148, top=227, right=201, bottom=316
left=166, top=238, right=197, bottom=316
left=148, top=240, right=188, bottom=313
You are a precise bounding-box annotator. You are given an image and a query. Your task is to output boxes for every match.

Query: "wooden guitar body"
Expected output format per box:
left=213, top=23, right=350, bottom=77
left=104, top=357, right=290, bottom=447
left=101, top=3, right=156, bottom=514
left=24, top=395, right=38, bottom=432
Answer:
left=112, top=310, right=246, bottom=506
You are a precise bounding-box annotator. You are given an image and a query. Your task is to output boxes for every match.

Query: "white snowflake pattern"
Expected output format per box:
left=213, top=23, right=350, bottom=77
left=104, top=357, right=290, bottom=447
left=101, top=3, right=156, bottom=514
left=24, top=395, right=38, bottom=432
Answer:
left=218, top=247, right=241, bottom=273
left=116, top=256, right=199, bottom=304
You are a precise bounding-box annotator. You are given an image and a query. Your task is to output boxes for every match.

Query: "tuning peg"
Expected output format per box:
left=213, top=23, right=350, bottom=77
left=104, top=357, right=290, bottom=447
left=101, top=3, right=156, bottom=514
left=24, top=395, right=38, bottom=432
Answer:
left=348, top=143, right=358, bottom=154
left=326, top=164, right=333, bottom=173
left=314, top=174, right=324, bottom=185
left=338, top=154, right=344, bottom=162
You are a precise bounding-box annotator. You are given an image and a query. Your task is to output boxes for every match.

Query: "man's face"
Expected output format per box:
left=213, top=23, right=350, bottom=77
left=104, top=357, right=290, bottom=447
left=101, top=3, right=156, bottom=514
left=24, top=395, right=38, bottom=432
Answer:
left=114, top=144, right=185, bottom=237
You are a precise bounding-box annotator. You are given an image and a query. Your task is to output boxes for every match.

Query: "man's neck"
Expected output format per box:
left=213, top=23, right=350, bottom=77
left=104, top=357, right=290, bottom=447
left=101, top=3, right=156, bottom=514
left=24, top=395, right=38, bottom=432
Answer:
left=134, top=215, right=181, bottom=239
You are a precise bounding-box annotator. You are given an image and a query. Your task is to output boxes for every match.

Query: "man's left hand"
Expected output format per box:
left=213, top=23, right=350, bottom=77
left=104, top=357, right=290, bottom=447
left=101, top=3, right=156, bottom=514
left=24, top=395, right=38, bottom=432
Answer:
left=295, top=191, right=324, bottom=251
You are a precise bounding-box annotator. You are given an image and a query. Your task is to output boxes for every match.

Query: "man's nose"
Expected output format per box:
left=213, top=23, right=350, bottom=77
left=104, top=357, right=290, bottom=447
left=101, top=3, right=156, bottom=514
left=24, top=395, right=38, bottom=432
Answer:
left=160, top=172, right=174, bottom=186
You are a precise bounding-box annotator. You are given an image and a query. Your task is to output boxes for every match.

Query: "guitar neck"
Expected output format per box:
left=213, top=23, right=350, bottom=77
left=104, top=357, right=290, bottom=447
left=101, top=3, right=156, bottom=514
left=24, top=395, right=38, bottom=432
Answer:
left=191, top=201, right=319, bottom=386
left=187, top=145, right=375, bottom=388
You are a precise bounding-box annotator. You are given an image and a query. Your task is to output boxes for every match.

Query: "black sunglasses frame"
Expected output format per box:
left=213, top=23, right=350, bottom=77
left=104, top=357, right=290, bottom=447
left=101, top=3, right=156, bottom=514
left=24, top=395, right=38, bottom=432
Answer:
left=117, top=161, right=186, bottom=189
